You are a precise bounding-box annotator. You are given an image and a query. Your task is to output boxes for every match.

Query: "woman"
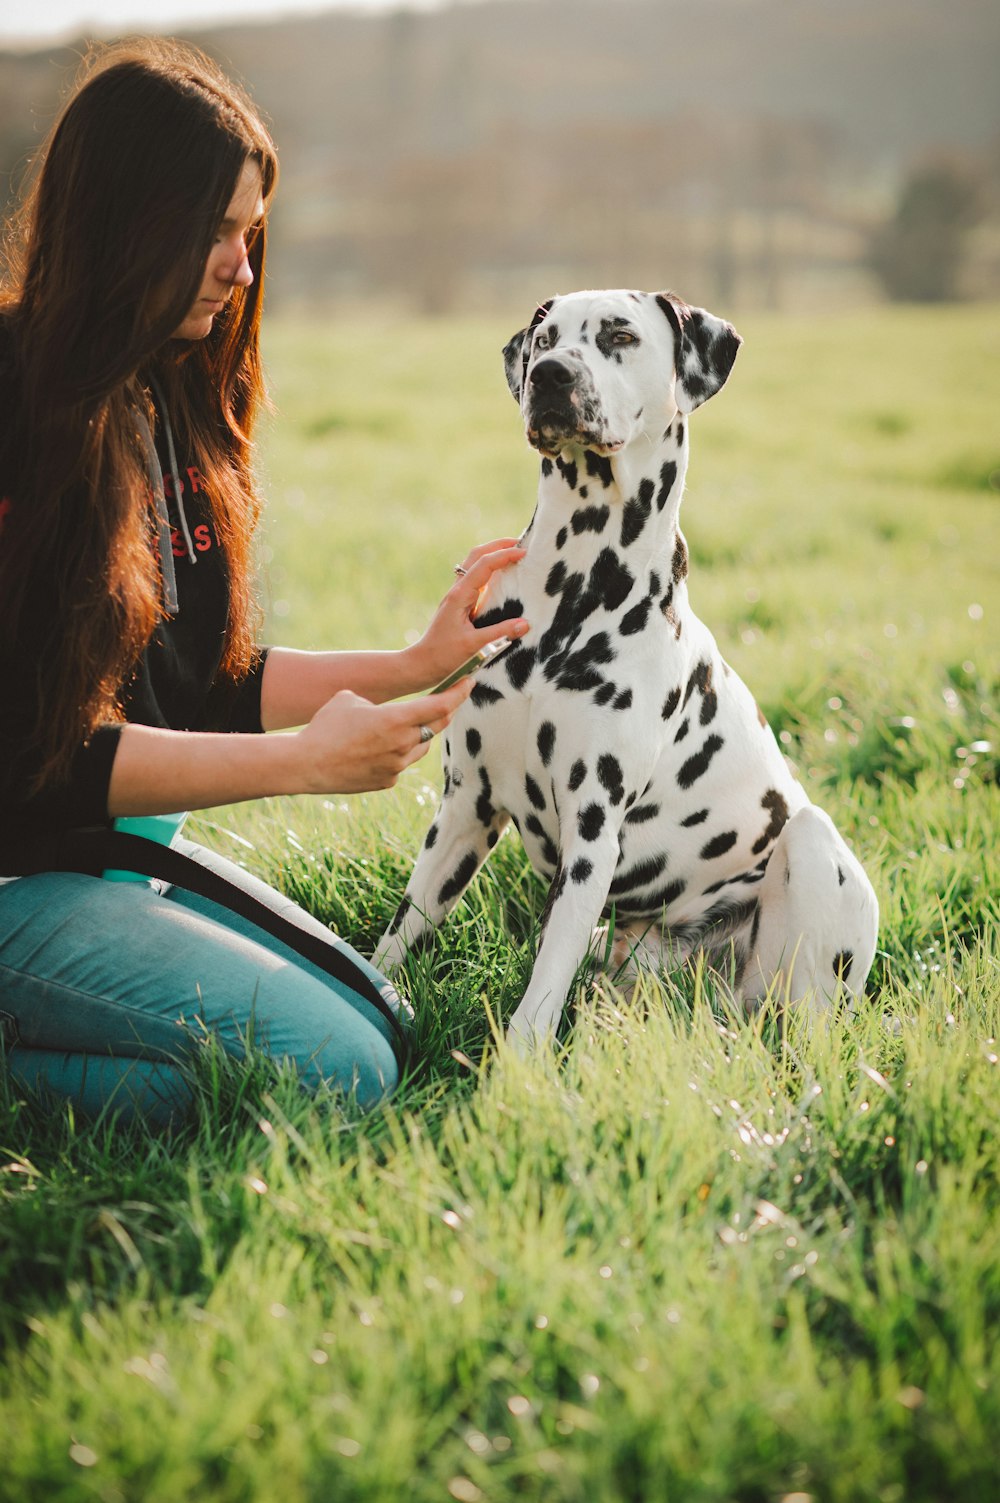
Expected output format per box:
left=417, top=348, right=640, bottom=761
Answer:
left=0, top=38, right=528, bottom=1125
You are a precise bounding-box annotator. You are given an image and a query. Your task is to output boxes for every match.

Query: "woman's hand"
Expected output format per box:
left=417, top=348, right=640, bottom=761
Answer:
left=292, top=677, right=473, bottom=794
left=404, top=537, right=530, bottom=690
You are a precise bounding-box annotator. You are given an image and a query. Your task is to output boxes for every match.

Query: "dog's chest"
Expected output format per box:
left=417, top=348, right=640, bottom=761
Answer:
left=455, top=530, right=805, bottom=919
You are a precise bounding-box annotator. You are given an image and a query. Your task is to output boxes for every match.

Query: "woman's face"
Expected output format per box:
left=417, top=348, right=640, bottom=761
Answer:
left=172, top=157, right=265, bottom=341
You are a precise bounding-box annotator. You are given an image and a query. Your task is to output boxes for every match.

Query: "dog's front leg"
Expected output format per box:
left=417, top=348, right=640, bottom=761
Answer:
left=505, top=829, right=622, bottom=1052
left=373, top=785, right=510, bottom=975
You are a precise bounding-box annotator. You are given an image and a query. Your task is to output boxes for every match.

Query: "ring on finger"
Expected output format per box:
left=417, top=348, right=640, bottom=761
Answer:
left=453, top=564, right=468, bottom=577
left=419, top=724, right=434, bottom=743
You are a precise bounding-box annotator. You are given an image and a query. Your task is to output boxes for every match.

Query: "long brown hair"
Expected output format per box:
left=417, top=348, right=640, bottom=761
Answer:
left=0, top=37, right=278, bottom=790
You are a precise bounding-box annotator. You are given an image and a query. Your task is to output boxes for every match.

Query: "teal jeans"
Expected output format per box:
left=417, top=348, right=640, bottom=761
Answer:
left=0, top=839, right=404, bottom=1126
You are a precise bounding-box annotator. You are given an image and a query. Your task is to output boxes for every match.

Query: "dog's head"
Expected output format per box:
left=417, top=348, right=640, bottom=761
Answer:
left=502, top=290, right=741, bottom=459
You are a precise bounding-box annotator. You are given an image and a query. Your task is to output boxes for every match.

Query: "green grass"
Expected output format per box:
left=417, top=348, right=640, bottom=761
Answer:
left=2, top=301, right=999, bottom=1502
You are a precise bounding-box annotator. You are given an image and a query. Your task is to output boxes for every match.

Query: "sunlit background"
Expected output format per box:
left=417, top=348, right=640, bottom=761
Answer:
left=2, top=0, right=998, bottom=314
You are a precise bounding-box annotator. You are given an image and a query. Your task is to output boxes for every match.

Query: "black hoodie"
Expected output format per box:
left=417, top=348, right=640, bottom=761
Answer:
left=0, top=322, right=268, bottom=861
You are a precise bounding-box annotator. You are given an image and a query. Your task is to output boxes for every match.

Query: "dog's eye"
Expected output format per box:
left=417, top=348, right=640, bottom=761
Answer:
left=535, top=330, right=552, bottom=351
left=612, top=330, right=638, bottom=347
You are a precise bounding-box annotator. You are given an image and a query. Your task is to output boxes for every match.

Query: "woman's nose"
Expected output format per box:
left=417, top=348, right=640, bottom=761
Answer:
left=227, top=243, right=254, bottom=288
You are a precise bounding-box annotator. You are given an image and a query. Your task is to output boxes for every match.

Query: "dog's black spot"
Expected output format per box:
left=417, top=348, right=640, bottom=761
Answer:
left=585, top=451, right=614, bottom=489
left=487, top=830, right=500, bottom=849
left=616, top=875, right=687, bottom=917
left=749, top=901, right=761, bottom=954
left=438, top=851, right=479, bottom=906
left=680, top=808, right=709, bottom=827
left=476, top=596, right=525, bottom=631
left=838, top=866, right=846, bottom=887
left=676, top=420, right=685, bottom=445
left=537, top=721, right=556, bottom=766
left=505, top=643, right=537, bottom=691
left=700, top=830, right=738, bottom=860
left=621, top=480, right=654, bottom=548
left=751, top=789, right=790, bottom=856
left=385, top=895, right=411, bottom=936
left=541, top=458, right=553, bottom=478
left=648, top=570, right=662, bottom=598
left=610, top=852, right=668, bottom=897
left=557, top=456, right=579, bottom=490
left=579, top=485, right=589, bottom=500
left=595, top=316, right=638, bottom=364
left=660, top=582, right=674, bottom=616
left=656, top=460, right=678, bottom=512
left=526, top=816, right=558, bottom=869
left=671, top=533, right=689, bottom=583
left=661, top=598, right=679, bottom=640
left=538, top=863, right=567, bottom=945
left=570, top=857, right=594, bottom=884
left=683, top=369, right=707, bottom=403
left=591, top=547, right=634, bottom=611
left=569, top=759, right=587, bottom=791
left=424, top=823, right=438, bottom=850
left=683, top=659, right=712, bottom=710
left=662, top=686, right=681, bottom=720
left=674, top=718, right=690, bottom=744
left=465, top=728, right=482, bottom=758
left=578, top=802, right=606, bottom=841
left=553, top=632, right=615, bottom=693
left=833, top=949, right=854, bottom=981
left=593, top=681, right=616, bottom=706
left=525, top=773, right=546, bottom=811
left=677, top=734, right=724, bottom=789
left=624, top=801, right=660, bottom=824
left=597, top=753, right=625, bottom=806
left=620, top=596, right=651, bottom=635
left=612, top=688, right=633, bottom=710
left=539, top=548, right=635, bottom=664
left=476, top=767, right=494, bottom=825
left=546, top=561, right=567, bottom=596
left=680, top=660, right=719, bottom=728
left=556, top=526, right=568, bottom=550
left=572, top=504, right=610, bottom=535
left=471, top=681, right=505, bottom=709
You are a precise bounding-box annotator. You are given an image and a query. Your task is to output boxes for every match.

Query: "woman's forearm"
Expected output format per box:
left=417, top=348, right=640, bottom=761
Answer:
left=259, top=646, right=430, bottom=731
left=107, top=722, right=301, bottom=816
left=106, top=672, right=473, bottom=816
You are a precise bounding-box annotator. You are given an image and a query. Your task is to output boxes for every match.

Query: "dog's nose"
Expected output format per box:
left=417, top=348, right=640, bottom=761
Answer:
left=529, top=358, right=575, bottom=392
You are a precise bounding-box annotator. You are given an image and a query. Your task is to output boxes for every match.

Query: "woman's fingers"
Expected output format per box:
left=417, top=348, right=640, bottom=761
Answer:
left=456, top=536, right=521, bottom=573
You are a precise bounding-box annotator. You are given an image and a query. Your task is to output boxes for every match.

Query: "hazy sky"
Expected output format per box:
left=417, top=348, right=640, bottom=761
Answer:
left=0, top=0, right=448, bottom=47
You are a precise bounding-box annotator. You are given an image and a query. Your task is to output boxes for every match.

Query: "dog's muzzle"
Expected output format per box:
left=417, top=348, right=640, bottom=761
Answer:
left=525, top=356, right=603, bottom=455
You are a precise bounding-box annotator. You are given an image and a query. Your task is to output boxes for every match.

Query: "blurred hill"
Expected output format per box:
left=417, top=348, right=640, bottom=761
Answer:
left=2, top=0, right=998, bottom=312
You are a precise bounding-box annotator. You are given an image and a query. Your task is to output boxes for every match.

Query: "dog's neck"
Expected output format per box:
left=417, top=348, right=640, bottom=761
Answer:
left=521, top=416, right=690, bottom=585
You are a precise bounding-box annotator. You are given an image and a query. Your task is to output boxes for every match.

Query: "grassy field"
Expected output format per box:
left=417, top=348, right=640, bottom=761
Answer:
left=1, top=301, right=998, bottom=1502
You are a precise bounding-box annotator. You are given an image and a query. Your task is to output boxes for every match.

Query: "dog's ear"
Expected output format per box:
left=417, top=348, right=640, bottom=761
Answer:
left=655, top=293, right=742, bottom=413
left=502, top=298, right=555, bottom=402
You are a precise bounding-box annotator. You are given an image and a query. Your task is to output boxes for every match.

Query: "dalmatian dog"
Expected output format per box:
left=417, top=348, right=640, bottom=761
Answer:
left=374, top=289, right=879, bottom=1048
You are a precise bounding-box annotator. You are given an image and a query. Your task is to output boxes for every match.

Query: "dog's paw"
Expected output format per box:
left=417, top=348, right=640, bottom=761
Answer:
left=503, top=1008, right=556, bottom=1056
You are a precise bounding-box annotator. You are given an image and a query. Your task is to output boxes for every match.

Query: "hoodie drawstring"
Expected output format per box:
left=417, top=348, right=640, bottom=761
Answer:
left=137, top=372, right=198, bottom=613
left=136, top=406, right=179, bottom=615
left=148, top=373, right=198, bottom=570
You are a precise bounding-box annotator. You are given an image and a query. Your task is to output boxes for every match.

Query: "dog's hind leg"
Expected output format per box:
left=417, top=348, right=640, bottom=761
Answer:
left=739, top=805, right=879, bottom=1015
left=372, top=787, right=510, bottom=974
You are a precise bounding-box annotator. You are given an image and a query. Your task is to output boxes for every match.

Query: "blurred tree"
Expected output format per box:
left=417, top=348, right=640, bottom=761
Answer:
left=868, top=159, right=982, bottom=301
